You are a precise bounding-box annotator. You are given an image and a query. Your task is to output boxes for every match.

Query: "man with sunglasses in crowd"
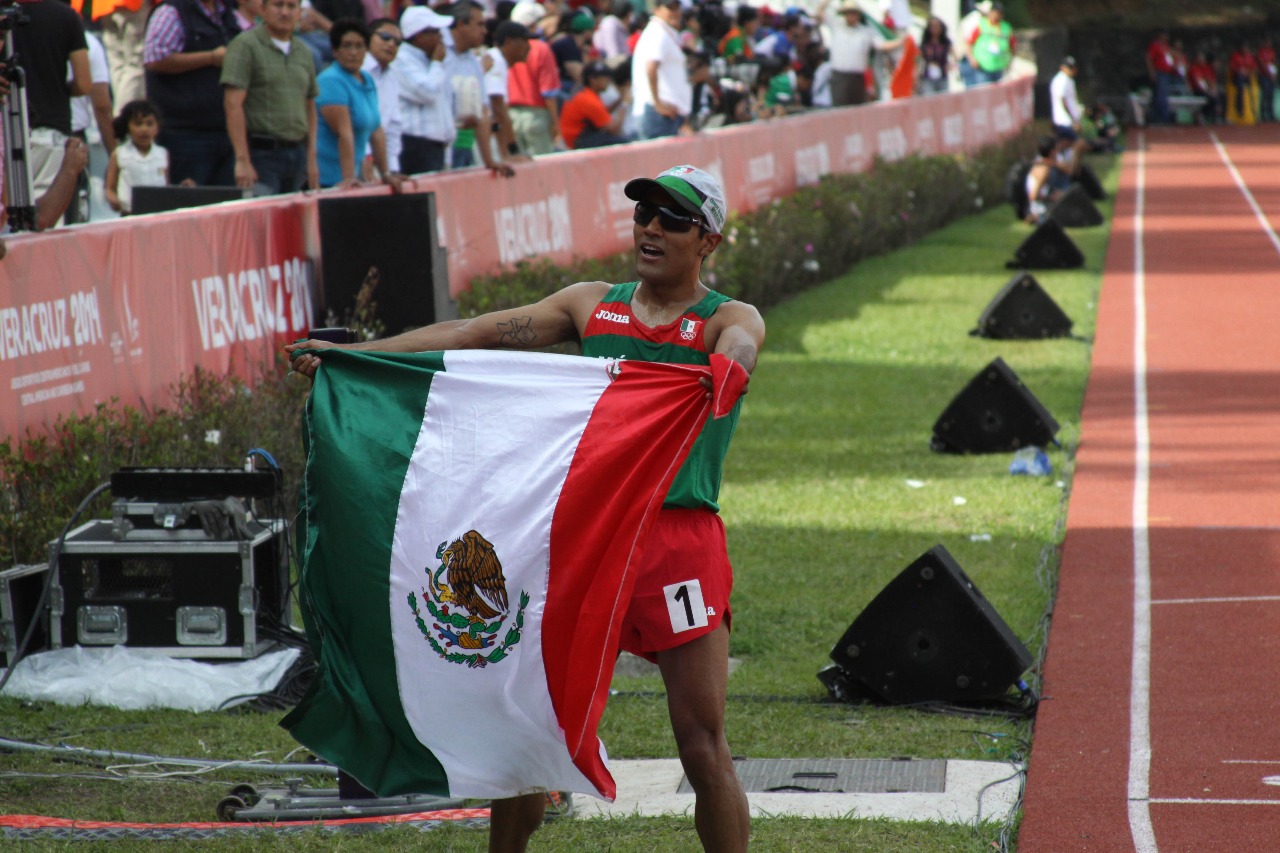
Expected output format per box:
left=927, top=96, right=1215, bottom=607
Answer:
left=287, top=164, right=763, bottom=853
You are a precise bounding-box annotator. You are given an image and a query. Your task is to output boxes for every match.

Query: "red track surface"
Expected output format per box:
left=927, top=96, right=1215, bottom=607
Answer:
left=1020, top=126, right=1280, bottom=850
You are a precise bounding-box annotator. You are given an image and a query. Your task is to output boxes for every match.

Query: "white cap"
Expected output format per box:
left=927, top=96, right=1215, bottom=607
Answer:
left=509, top=1, right=546, bottom=29
left=625, top=165, right=728, bottom=234
left=401, top=6, right=453, bottom=40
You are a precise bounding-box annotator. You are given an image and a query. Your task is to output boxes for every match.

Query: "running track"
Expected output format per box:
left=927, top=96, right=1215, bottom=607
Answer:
left=1019, top=126, right=1280, bottom=850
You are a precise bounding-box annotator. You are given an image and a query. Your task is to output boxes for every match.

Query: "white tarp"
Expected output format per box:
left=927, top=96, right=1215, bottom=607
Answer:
left=1, top=646, right=300, bottom=711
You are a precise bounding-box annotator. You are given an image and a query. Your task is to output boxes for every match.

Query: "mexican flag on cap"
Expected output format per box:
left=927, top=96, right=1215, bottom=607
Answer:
left=282, top=348, right=746, bottom=800
left=625, top=164, right=728, bottom=234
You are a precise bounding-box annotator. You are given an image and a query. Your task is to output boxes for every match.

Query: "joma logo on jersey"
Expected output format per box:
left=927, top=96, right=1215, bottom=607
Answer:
left=679, top=318, right=700, bottom=341
left=595, top=309, right=630, bottom=324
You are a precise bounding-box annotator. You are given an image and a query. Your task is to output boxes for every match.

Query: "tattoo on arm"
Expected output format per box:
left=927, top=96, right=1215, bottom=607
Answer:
left=496, top=316, right=538, bottom=347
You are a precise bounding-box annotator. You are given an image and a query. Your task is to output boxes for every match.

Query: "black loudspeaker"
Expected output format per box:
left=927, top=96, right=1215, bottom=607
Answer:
left=318, top=193, right=443, bottom=335
left=972, top=273, right=1073, bottom=339
left=1006, top=220, right=1084, bottom=270
left=828, top=545, right=1032, bottom=704
left=1004, top=159, right=1031, bottom=221
left=1048, top=184, right=1103, bottom=228
left=1075, top=162, right=1106, bottom=200
left=931, top=357, right=1059, bottom=453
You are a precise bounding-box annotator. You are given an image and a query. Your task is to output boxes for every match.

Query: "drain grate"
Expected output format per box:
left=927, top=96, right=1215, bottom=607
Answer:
left=676, top=758, right=947, bottom=794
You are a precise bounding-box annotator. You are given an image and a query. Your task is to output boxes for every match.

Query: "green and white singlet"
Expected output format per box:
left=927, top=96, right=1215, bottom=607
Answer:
left=580, top=282, right=742, bottom=512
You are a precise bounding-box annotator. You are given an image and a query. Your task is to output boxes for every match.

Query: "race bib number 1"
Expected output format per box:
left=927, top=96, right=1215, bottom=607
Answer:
left=664, top=580, right=709, bottom=634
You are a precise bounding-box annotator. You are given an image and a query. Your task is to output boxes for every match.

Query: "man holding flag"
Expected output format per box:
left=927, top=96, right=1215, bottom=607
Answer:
left=286, top=164, right=763, bottom=853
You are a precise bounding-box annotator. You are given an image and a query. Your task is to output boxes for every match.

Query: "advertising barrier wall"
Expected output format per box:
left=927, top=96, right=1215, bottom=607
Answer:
left=0, top=78, right=1031, bottom=439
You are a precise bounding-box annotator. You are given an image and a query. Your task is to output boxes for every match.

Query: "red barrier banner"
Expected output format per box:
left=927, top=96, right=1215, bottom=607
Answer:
left=0, top=77, right=1030, bottom=439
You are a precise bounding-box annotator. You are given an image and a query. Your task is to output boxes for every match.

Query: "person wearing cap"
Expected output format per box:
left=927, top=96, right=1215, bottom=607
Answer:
left=485, top=21, right=533, bottom=163
left=560, top=60, right=630, bottom=148
left=814, top=0, right=904, bottom=106
left=221, top=0, right=321, bottom=196
left=632, top=0, right=695, bottom=138
left=507, top=1, right=565, bottom=155
left=965, top=1, right=1014, bottom=86
left=1049, top=55, right=1086, bottom=171
left=286, top=165, right=763, bottom=853
left=392, top=5, right=453, bottom=174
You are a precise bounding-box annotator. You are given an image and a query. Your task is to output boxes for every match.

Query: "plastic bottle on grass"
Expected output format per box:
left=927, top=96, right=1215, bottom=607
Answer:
left=1010, top=446, right=1052, bottom=476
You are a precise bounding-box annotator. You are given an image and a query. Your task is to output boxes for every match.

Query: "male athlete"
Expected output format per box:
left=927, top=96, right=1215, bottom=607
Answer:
left=287, top=165, right=764, bottom=853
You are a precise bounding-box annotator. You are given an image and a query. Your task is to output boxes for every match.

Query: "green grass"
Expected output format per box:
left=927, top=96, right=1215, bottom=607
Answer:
left=0, top=159, right=1117, bottom=851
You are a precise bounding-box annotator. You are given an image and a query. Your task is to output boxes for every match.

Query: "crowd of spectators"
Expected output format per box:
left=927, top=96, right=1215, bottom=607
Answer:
left=2, top=0, right=1025, bottom=231
left=1144, top=30, right=1278, bottom=126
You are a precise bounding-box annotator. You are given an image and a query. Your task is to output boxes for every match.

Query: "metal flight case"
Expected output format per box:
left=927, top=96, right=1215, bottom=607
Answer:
left=50, top=518, right=288, bottom=660
left=0, top=563, right=52, bottom=669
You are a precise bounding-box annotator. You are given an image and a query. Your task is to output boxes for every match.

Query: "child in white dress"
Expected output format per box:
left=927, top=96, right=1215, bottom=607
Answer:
left=104, top=100, right=169, bottom=215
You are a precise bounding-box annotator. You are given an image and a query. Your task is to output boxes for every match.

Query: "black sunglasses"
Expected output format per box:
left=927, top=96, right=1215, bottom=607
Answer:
left=633, top=201, right=704, bottom=233
left=374, top=31, right=403, bottom=44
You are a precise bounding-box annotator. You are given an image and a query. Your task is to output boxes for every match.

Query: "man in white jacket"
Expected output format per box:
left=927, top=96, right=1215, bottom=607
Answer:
left=392, top=6, right=454, bottom=174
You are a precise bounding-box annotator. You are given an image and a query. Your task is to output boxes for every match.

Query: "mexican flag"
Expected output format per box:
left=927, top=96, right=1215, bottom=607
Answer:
left=282, top=348, right=745, bottom=802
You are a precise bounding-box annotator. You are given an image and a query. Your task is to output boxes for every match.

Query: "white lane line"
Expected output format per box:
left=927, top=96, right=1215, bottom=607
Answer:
left=1154, top=595, right=1280, bottom=606
left=1150, top=798, right=1280, bottom=806
left=1224, top=760, right=1280, bottom=765
left=1128, top=134, right=1159, bottom=853
left=1210, top=132, right=1280, bottom=257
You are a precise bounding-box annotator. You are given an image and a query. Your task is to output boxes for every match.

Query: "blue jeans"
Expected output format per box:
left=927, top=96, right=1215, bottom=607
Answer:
left=450, top=145, right=474, bottom=169
left=250, top=145, right=308, bottom=197
left=1152, top=71, right=1175, bottom=124
left=972, top=66, right=1005, bottom=86
left=639, top=104, right=682, bottom=140
left=161, top=127, right=235, bottom=187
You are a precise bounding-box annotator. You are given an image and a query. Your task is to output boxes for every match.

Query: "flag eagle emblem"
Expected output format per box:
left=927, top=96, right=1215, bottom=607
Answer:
left=408, top=529, right=528, bottom=669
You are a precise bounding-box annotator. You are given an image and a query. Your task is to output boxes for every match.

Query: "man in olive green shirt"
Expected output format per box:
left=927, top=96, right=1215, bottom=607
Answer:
left=221, top=0, right=319, bottom=195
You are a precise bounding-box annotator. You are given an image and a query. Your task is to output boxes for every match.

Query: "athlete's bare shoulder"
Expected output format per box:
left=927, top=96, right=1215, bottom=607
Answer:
left=549, top=280, right=615, bottom=334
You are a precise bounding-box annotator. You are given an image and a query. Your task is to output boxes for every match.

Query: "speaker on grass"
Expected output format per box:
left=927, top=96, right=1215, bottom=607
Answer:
left=972, top=272, right=1073, bottom=339
left=931, top=357, right=1059, bottom=453
left=318, top=193, right=450, bottom=335
left=1006, top=220, right=1084, bottom=270
left=828, top=545, right=1033, bottom=705
left=1075, top=162, right=1106, bottom=200
left=1048, top=184, right=1104, bottom=228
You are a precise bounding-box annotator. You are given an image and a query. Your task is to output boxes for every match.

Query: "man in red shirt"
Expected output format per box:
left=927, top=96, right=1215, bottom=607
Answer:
left=560, top=61, right=630, bottom=148
left=1229, top=42, right=1258, bottom=122
left=507, top=1, right=563, bottom=154
left=1146, top=30, right=1176, bottom=124
left=1187, top=49, right=1223, bottom=125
